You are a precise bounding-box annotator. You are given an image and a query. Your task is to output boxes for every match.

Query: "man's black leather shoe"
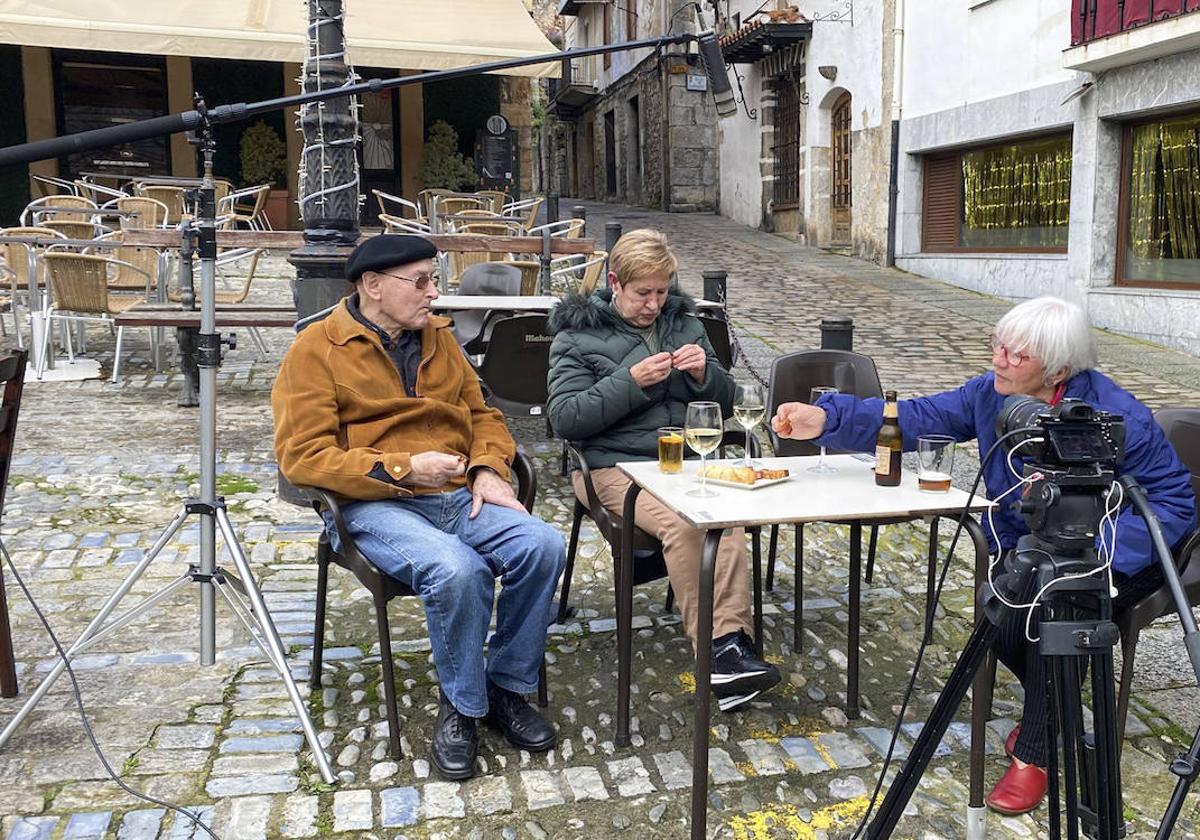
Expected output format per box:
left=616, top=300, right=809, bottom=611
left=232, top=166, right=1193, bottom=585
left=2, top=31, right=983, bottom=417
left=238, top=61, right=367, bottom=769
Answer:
left=431, top=692, right=478, bottom=780
left=484, top=682, right=556, bottom=752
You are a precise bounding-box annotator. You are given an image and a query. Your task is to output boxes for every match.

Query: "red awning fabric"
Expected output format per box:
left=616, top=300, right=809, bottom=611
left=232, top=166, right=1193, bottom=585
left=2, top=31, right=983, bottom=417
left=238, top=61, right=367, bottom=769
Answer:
left=1072, top=0, right=1200, bottom=46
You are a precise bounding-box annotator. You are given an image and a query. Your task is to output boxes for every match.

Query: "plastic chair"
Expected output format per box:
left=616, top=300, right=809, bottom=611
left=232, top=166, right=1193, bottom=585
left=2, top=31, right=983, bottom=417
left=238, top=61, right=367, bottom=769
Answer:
left=699, top=315, right=735, bottom=371
left=0, top=227, right=67, bottom=348
left=40, top=252, right=150, bottom=382
left=455, top=220, right=524, bottom=237
left=446, top=247, right=514, bottom=287
left=447, top=262, right=523, bottom=353
left=0, top=349, right=28, bottom=698
left=498, top=260, right=542, bottom=295
left=135, top=186, right=188, bottom=226
left=557, top=434, right=767, bottom=643
left=379, top=215, right=432, bottom=235
left=417, top=188, right=451, bottom=218
left=302, top=449, right=546, bottom=759
left=474, top=314, right=554, bottom=418
left=763, top=350, right=922, bottom=605
left=29, top=174, right=79, bottom=199
left=372, top=189, right=425, bottom=223
left=218, top=185, right=272, bottom=231
left=20, top=195, right=97, bottom=226
left=110, top=197, right=169, bottom=230
left=550, top=250, right=608, bottom=296
left=73, top=179, right=128, bottom=204
left=476, top=189, right=510, bottom=214
left=503, top=197, right=544, bottom=231
left=1114, top=407, right=1200, bottom=748
left=527, top=219, right=585, bottom=239
left=40, top=219, right=102, bottom=241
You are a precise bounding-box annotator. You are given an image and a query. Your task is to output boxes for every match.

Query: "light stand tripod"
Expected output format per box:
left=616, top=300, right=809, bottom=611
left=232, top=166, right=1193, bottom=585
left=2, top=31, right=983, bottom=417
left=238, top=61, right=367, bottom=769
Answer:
left=0, top=104, right=336, bottom=784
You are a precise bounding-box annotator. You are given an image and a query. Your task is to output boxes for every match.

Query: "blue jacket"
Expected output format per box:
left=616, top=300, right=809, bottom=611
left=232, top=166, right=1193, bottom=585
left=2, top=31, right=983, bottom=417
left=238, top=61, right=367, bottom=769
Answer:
left=816, top=370, right=1196, bottom=574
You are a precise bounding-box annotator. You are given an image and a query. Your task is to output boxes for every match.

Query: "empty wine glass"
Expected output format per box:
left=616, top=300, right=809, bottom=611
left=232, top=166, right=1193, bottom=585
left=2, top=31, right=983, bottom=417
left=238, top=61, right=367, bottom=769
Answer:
left=734, top=382, right=766, bottom=466
left=685, top=401, right=723, bottom=498
left=808, top=386, right=839, bottom=474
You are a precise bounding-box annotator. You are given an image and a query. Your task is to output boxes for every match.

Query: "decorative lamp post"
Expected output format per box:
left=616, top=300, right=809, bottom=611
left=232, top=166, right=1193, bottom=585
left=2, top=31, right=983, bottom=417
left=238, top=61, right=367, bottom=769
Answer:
left=288, top=0, right=363, bottom=317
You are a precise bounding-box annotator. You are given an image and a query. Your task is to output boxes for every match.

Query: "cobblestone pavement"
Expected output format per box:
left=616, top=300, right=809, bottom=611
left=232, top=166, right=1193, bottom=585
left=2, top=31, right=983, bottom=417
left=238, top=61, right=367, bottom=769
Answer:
left=2, top=201, right=1198, bottom=839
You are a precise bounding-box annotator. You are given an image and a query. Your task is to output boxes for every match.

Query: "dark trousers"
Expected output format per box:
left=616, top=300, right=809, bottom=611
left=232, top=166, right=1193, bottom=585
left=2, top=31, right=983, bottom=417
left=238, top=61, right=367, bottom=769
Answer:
left=993, top=559, right=1163, bottom=767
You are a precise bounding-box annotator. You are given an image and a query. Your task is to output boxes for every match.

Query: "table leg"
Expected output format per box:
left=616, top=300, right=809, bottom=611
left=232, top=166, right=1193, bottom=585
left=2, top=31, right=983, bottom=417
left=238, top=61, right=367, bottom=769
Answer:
left=691, top=528, right=724, bottom=840
left=793, top=523, right=804, bottom=654
left=964, top=515, right=993, bottom=833
left=926, top=517, right=940, bottom=638
left=847, top=521, right=862, bottom=719
left=751, top=528, right=763, bottom=655
left=615, top=483, right=641, bottom=748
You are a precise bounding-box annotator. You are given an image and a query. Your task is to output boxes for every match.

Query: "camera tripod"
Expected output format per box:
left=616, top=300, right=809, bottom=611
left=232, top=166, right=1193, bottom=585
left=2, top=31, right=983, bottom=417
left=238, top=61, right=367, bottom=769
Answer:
left=865, top=476, right=1200, bottom=840
left=0, top=105, right=335, bottom=784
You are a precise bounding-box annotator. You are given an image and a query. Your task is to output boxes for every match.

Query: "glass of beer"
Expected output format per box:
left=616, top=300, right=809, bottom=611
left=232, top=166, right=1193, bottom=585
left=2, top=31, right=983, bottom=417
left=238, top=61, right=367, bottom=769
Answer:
left=917, top=435, right=955, bottom=492
left=657, top=427, right=684, bottom=474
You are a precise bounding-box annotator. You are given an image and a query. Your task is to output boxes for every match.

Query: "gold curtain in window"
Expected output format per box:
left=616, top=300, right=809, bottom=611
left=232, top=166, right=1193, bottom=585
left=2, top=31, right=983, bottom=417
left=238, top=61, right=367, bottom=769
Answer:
left=1129, top=116, right=1200, bottom=261
left=962, top=137, right=1072, bottom=234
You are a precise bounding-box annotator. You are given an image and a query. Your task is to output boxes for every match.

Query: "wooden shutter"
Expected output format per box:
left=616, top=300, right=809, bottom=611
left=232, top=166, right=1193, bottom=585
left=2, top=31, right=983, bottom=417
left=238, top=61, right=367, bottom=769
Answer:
left=922, top=153, right=962, bottom=252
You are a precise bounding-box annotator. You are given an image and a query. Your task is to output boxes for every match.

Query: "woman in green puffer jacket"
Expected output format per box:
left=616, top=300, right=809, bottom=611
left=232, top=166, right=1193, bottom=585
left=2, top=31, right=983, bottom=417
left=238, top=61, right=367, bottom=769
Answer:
left=545, top=228, right=780, bottom=713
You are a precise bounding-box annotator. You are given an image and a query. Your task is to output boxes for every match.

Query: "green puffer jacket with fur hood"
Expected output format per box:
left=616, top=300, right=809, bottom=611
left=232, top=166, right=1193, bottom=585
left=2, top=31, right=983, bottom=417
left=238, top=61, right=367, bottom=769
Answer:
left=546, top=287, right=734, bottom=469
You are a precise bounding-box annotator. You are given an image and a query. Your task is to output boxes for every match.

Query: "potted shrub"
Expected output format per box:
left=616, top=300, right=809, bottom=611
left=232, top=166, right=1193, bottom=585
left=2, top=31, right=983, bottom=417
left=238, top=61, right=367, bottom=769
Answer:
left=239, top=121, right=289, bottom=229
left=420, top=120, right=477, bottom=191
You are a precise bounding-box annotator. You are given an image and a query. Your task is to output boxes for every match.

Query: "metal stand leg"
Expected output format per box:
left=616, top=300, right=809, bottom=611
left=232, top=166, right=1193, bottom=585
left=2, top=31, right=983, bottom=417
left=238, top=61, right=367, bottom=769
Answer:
left=848, top=521, right=862, bottom=719
left=616, top=484, right=639, bottom=747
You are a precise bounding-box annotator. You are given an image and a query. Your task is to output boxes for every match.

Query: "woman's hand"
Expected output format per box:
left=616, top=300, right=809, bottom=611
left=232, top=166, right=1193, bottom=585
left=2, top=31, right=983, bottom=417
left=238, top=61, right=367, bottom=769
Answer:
left=629, top=352, right=674, bottom=388
left=670, top=343, right=708, bottom=383
left=771, top=402, right=827, bottom=440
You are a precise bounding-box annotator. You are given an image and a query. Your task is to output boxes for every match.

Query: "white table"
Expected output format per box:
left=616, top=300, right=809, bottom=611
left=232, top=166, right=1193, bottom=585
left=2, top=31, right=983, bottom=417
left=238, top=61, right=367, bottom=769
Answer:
left=431, top=295, right=559, bottom=312
left=614, top=453, right=992, bottom=840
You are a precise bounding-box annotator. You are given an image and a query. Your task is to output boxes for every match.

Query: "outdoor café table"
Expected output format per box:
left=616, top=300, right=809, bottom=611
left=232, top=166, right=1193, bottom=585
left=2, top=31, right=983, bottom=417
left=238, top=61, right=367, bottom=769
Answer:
left=614, top=453, right=992, bottom=840
left=431, top=295, right=559, bottom=312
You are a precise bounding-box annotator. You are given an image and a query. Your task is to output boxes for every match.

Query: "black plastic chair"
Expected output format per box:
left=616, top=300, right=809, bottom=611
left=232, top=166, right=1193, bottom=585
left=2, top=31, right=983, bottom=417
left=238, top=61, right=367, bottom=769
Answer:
left=699, top=315, right=735, bottom=370
left=0, top=350, right=28, bottom=699
left=303, top=449, right=546, bottom=760
left=476, top=314, right=553, bottom=419
left=1114, top=407, right=1200, bottom=748
left=448, top=262, right=523, bottom=354
left=558, top=432, right=769, bottom=652
left=764, top=350, right=941, bottom=641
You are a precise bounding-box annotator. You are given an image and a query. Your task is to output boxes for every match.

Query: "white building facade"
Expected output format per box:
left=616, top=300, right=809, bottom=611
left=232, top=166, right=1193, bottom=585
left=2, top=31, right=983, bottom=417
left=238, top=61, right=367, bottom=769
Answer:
left=894, top=0, right=1200, bottom=355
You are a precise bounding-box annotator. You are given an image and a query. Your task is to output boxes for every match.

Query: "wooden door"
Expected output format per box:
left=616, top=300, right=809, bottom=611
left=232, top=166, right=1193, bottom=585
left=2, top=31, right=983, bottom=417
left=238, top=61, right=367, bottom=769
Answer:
left=831, top=93, right=852, bottom=245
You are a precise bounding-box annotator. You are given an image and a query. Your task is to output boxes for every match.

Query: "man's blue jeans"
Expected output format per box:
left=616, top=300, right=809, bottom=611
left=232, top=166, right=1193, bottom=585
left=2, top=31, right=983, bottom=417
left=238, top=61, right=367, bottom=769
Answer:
left=324, top=488, right=565, bottom=717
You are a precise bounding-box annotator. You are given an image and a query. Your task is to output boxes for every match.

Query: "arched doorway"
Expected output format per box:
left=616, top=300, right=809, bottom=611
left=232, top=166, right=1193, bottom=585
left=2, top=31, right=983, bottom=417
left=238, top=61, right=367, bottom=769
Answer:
left=830, top=92, right=852, bottom=245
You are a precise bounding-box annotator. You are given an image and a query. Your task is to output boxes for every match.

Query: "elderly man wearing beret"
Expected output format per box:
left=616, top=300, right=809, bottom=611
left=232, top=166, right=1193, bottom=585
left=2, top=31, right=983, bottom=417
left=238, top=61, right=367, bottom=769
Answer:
left=272, top=234, right=565, bottom=780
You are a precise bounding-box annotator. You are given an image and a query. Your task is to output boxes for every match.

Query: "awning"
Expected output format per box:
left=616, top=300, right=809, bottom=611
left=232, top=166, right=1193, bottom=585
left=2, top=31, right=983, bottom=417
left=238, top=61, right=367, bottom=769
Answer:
left=0, top=0, right=560, bottom=77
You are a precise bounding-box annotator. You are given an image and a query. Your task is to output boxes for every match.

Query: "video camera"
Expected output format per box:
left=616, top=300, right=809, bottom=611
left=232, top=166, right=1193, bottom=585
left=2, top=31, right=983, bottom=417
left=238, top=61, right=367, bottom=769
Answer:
left=992, top=396, right=1126, bottom=552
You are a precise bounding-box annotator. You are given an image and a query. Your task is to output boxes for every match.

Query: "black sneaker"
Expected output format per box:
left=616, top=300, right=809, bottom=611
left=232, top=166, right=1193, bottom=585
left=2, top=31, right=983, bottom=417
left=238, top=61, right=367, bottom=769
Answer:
left=716, top=689, right=761, bottom=712
left=711, top=630, right=781, bottom=697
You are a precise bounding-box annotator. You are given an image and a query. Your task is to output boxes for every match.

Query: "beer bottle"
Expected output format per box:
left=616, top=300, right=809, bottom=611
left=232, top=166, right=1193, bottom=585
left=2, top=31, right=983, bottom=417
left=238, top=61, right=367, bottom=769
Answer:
left=875, top=390, right=902, bottom=487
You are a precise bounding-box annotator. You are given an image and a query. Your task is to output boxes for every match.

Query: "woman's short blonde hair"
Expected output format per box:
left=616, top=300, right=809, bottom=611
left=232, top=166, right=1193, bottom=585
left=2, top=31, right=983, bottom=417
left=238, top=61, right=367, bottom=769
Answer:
left=994, top=296, right=1097, bottom=382
left=608, top=228, right=678, bottom=287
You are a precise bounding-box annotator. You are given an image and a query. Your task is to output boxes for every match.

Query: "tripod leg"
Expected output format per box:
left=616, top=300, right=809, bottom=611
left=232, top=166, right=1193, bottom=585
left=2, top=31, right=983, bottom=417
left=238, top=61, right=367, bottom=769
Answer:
left=214, top=508, right=335, bottom=784
left=866, top=618, right=999, bottom=839
left=0, top=508, right=190, bottom=750
left=1090, top=650, right=1123, bottom=840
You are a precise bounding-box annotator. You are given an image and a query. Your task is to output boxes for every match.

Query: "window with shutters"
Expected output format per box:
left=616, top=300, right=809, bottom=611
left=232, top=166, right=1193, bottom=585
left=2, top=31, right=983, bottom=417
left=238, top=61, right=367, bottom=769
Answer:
left=772, top=73, right=802, bottom=210
left=921, top=133, right=1072, bottom=253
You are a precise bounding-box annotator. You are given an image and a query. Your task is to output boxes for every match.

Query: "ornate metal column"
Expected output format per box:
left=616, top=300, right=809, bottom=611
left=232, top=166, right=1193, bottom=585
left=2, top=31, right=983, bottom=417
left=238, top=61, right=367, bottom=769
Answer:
left=288, top=0, right=362, bottom=317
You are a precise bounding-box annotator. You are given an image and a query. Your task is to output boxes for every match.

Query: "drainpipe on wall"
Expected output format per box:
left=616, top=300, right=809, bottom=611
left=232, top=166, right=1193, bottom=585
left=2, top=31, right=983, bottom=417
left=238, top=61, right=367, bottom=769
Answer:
left=884, top=0, right=905, bottom=267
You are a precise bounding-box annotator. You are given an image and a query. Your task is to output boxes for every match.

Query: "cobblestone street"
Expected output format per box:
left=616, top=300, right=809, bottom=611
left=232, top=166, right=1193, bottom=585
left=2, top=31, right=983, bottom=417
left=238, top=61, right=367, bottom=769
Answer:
left=2, top=200, right=1198, bottom=839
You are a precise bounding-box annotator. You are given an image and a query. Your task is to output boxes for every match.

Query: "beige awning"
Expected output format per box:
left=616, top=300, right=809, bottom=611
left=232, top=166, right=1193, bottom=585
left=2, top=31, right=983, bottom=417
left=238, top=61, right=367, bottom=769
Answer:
left=0, top=0, right=560, bottom=77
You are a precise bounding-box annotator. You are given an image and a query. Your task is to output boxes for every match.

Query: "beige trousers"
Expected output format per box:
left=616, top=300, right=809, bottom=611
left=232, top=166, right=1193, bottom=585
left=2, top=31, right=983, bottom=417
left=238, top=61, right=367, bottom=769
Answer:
left=574, top=467, right=753, bottom=647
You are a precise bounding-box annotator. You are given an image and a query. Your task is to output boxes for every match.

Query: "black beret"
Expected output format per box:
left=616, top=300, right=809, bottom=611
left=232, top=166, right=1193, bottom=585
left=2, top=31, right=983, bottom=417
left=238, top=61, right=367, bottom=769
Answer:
left=345, top=234, right=438, bottom=281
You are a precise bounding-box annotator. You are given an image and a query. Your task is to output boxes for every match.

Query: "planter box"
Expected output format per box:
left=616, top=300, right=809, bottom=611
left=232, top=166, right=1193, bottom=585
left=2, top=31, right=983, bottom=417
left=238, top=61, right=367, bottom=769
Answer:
left=264, top=188, right=290, bottom=230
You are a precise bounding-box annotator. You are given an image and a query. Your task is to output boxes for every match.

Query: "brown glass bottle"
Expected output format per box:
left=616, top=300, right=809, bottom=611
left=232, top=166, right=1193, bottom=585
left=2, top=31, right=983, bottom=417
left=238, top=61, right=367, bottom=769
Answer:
left=875, top=390, right=902, bottom=487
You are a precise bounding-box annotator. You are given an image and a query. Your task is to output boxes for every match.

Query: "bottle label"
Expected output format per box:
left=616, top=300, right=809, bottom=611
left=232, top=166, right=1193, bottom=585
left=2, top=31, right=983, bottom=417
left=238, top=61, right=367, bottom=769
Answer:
left=875, top=445, right=891, bottom=475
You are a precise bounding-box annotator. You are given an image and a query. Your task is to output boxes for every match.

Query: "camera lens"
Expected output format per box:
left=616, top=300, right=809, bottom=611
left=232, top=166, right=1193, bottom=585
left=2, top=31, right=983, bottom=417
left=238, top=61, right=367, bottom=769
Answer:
left=996, top=395, right=1050, bottom=441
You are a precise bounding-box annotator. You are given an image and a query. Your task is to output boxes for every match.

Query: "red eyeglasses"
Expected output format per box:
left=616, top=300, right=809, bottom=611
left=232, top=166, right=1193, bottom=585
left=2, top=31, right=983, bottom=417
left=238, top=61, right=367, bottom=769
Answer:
left=989, top=334, right=1031, bottom=368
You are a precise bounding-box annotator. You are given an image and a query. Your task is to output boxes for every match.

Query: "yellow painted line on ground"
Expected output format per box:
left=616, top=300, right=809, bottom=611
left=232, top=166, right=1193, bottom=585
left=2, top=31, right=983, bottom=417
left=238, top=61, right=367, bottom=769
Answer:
left=730, top=797, right=871, bottom=840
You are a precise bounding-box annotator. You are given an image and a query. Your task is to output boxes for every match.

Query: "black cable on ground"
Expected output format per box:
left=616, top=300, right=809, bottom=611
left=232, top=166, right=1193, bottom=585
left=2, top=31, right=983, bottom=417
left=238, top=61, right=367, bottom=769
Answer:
left=0, top=540, right=222, bottom=840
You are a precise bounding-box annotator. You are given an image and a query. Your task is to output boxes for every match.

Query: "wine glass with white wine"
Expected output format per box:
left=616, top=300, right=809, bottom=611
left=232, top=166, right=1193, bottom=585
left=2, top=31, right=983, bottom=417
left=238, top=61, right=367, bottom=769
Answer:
left=734, top=382, right=765, bottom=466
left=808, top=386, right=839, bottom=474
left=685, top=401, right=723, bottom=498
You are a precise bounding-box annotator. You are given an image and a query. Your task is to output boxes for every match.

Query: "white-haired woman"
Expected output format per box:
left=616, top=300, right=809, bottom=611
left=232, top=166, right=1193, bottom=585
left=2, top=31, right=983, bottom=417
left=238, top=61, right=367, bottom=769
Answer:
left=771, top=296, right=1196, bottom=815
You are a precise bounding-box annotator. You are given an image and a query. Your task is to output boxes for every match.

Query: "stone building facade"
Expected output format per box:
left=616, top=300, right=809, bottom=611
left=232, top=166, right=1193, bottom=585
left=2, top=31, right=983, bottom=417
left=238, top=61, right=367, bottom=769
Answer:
left=547, top=0, right=720, bottom=212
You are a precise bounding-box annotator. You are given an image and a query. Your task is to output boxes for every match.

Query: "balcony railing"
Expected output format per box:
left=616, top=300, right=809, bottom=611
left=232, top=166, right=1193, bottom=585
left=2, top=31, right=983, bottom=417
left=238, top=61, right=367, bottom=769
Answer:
left=1072, top=0, right=1200, bottom=46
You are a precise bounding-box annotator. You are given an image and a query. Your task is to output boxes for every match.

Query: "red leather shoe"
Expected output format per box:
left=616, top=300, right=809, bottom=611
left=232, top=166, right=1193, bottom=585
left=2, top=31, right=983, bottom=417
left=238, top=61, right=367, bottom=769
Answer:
left=1005, top=723, right=1021, bottom=758
left=986, top=759, right=1047, bottom=816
